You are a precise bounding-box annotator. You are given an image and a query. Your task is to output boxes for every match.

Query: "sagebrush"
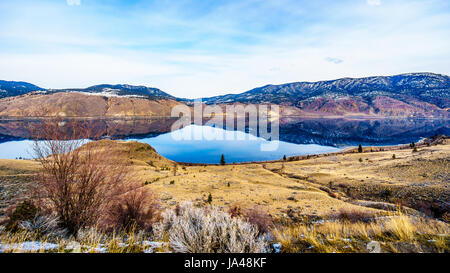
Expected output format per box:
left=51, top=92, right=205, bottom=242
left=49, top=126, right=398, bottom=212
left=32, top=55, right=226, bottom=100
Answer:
left=154, top=202, right=267, bottom=253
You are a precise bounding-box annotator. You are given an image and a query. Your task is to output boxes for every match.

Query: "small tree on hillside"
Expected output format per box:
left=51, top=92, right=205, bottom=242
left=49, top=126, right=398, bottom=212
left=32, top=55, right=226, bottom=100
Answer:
left=173, top=163, right=178, bottom=176
left=220, top=154, right=226, bottom=165
left=358, top=144, right=363, bottom=153
left=207, top=193, right=213, bottom=204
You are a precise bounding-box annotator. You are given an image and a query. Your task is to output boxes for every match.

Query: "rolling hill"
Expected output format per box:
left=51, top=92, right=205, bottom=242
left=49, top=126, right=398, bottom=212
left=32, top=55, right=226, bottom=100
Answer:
left=0, top=73, right=448, bottom=118
left=47, top=84, right=176, bottom=100
left=0, top=92, right=183, bottom=117
left=202, top=73, right=450, bottom=118
left=0, top=80, right=44, bottom=98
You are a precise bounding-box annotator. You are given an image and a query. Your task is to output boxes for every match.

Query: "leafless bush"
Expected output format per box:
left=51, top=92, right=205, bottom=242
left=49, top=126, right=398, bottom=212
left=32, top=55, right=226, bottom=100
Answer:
left=336, top=208, right=375, bottom=223
left=228, top=205, right=243, bottom=218
left=229, top=205, right=273, bottom=235
left=31, top=120, right=131, bottom=236
left=154, top=202, right=267, bottom=253
left=104, top=187, right=161, bottom=232
left=415, top=200, right=447, bottom=219
left=243, top=206, right=273, bottom=236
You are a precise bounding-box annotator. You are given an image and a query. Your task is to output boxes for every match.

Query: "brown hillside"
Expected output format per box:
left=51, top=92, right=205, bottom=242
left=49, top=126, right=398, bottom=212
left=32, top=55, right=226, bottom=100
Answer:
left=0, top=92, right=185, bottom=117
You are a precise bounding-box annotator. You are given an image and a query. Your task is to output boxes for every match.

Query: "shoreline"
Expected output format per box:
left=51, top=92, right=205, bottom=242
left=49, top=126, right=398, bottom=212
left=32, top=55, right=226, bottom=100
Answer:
left=0, top=134, right=446, bottom=165
left=175, top=135, right=448, bottom=166
left=0, top=115, right=448, bottom=121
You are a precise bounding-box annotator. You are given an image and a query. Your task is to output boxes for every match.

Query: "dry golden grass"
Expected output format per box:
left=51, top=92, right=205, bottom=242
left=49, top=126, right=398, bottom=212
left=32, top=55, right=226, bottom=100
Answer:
left=0, top=159, right=40, bottom=176
left=0, top=159, right=41, bottom=222
left=0, top=227, right=167, bottom=253
left=1, top=139, right=448, bottom=253
left=272, top=211, right=450, bottom=253
left=130, top=142, right=449, bottom=221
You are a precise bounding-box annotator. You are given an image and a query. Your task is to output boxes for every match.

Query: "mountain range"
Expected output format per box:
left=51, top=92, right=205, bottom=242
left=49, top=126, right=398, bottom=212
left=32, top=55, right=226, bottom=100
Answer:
left=0, top=72, right=449, bottom=118
left=202, top=72, right=449, bottom=118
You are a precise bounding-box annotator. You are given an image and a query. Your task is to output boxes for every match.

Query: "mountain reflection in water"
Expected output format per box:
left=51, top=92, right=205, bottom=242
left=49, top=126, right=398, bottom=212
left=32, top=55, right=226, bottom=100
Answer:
left=0, top=117, right=447, bottom=162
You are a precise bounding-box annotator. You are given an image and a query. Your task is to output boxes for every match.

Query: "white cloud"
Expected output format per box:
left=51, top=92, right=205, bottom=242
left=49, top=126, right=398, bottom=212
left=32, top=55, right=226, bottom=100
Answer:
left=66, top=0, right=81, bottom=6
left=0, top=0, right=449, bottom=98
left=367, top=0, right=381, bottom=6
left=325, top=57, right=344, bottom=64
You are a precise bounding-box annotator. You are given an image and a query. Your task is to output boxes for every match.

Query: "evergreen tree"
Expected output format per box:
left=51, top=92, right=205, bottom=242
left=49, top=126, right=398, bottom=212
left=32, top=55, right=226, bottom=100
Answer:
left=358, top=144, right=363, bottom=153
left=207, top=193, right=213, bottom=204
left=220, top=154, right=226, bottom=165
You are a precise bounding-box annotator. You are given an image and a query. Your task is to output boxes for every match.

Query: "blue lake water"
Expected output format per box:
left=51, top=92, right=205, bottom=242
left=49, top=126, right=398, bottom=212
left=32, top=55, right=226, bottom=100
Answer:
left=0, top=125, right=341, bottom=163
left=0, top=139, right=36, bottom=160
left=127, top=125, right=342, bottom=163
left=0, top=118, right=447, bottom=163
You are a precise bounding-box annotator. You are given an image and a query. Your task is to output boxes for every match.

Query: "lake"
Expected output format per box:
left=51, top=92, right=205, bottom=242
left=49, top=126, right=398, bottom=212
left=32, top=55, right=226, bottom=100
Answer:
left=0, top=118, right=448, bottom=163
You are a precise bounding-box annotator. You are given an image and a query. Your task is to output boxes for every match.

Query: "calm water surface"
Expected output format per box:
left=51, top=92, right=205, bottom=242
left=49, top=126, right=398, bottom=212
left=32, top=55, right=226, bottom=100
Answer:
left=0, top=125, right=341, bottom=163
left=127, top=125, right=341, bottom=163
left=0, top=118, right=447, bottom=163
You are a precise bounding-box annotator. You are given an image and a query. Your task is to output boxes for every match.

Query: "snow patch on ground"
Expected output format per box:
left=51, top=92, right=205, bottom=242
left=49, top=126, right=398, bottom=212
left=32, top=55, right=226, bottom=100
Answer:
left=0, top=241, right=59, bottom=253
left=0, top=240, right=166, bottom=253
left=74, top=91, right=146, bottom=99
left=271, top=243, right=282, bottom=253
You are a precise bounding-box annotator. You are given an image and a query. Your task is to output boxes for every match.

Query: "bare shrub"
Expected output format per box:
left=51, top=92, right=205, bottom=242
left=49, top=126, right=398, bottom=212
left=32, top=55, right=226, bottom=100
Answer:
left=415, top=200, right=446, bottom=219
left=243, top=205, right=273, bottom=236
left=104, top=187, right=161, bottom=232
left=336, top=208, right=375, bottom=223
left=154, top=202, right=267, bottom=253
left=31, top=120, right=131, bottom=236
left=228, top=205, right=243, bottom=218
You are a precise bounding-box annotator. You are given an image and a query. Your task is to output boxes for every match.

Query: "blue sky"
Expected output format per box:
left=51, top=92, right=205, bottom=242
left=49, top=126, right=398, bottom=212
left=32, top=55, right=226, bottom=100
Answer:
left=0, top=0, right=449, bottom=98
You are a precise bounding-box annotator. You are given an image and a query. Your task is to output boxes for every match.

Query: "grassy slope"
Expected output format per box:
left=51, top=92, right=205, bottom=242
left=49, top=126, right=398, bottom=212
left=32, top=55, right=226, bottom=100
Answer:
left=0, top=159, right=40, bottom=222
left=1, top=140, right=449, bottom=221
left=93, top=139, right=449, bottom=222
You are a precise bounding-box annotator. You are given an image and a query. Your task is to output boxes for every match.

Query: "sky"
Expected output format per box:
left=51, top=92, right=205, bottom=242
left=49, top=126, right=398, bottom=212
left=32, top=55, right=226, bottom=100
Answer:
left=0, top=0, right=449, bottom=98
